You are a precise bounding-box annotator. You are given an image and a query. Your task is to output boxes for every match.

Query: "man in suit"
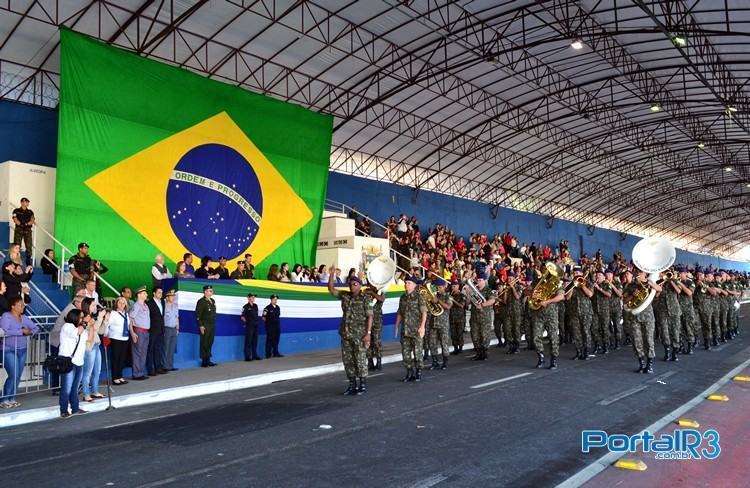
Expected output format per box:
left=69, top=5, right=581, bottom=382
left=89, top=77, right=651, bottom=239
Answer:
left=146, top=286, right=167, bottom=375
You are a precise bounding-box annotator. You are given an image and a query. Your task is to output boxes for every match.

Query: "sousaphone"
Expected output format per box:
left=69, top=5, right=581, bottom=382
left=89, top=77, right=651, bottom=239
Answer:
left=625, top=237, right=676, bottom=315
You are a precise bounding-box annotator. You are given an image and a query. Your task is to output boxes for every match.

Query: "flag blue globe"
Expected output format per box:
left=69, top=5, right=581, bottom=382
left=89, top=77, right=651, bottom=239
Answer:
left=166, top=143, right=263, bottom=259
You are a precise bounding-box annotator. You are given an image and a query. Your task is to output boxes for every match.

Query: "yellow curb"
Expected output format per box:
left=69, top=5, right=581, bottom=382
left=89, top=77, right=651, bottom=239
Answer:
left=732, top=376, right=750, bottom=382
left=706, top=394, right=729, bottom=402
left=613, top=459, right=647, bottom=471
left=676, top=418, right=700, bottom=428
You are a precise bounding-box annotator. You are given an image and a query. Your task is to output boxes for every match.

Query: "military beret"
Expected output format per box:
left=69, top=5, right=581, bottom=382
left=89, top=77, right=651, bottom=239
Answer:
left=270, top=294, right=279, bottom=299
left=165, top=289, right=176, bottom=297
left=507, top=272, right=516, bottom=278
left=78, top=242, right=90, bottom=249
left=405, top=276, right=419, bottom=284
left=450, top=280, right=459, bottom=286
left=595, top=269, right=605, bottom=275
left=202, top=285, right=213, bottom=291
left=476, top=272, right=488, bottom=280
left=435, top=278, right=447, bottom=287
left=349, top=276, right=363, bottom=285
left=676, top=266, right=686, bottom=273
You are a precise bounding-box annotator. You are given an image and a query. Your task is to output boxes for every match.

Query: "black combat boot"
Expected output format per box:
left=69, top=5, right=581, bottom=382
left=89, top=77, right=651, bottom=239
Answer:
left=375, top=358, right=382, bottom=370
left=614, top=338, right=620, bottom=350
left=572, top=348, right=581, bottom=360
left=624, top=336, right=632, bottom=346
left=481, top=349, right=489, bottom=360
left=450, top=346, right=459, bottom=356
left=669, top=346, right=679, bottom=362
left=703, top=341, right=711, bottom=351
left=712, top=337, right=719, bottom=347
left=593, top=343, right=601, bottom=355
left=584, top=347, right=595, bottom=360
left=356, top=377, right=367, bottom=395
left=536, top=353, right=545, bottom=368
left=367, top=358, right=375, bottom=371
left=428, top=357, right=439, bottom=370
left=725, top=331, right=732, bottom=341
left=663, top=344, right=670, bottom=361
left=548, top=356, right=558, bottom=370
left=471, top=350, right=482, bottom=361
left=506, top=344, right=515, bottom=355
left=636, top=357, right=645, bottom=373
left=423, top=350, right=429, bottom=360
left=441, top=357, right=448, bottom=370
left=344, top=377, right=357, bottom=395
left=602, top=343, right=609, bottom=355
left=402, top=368, right=413, bottom=382
left=414, top=369, right=422, bottom=382
left=643, top=358, right=654, bottom=374
left=686, top=343, right=694, bottom=355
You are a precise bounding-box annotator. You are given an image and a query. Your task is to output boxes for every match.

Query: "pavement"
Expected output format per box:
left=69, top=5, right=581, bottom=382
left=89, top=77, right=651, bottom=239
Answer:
left=0, top=315, right=749, bottom=488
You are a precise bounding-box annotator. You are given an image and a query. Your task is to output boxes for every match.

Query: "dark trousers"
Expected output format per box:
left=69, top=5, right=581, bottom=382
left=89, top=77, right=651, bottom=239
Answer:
left=265, top=322, right=281, bottom=357
left=110, top=339, right=128, bottom=379
left=200, top=324, right=215, bottom=362
left=13, top=227, right=33, bottom=264
left=49, top=345, right=60, bottom=391
left=244, top=323, right=259, bottom=360
left=147, top=332, right=165, bottom=373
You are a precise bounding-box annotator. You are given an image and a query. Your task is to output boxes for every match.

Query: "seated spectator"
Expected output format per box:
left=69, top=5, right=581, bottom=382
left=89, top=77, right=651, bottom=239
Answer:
left=58, top=308, right=87, bottom=418
left=230, top=261, right=252, bottom=279
left=279, top=263, right=291, bottom=282
left=290, top=264, right=304, bottom=283
left=318, top=264, right=329, bottom=282
left=152, top=254, right=173, bottom=288
left=2, top=261, right=32, bottom=299
left=195, top=256, right=220, bottom=279
left=213, top=257, right=231, bottom=280
left=0, top=281, right=8, bottom=315
left=7, top=243, right=23, bottom=266
left=41, top=248, right=58, bottom=284
left=183, top=253, right=196, bottom=274
left=174, top=260, right=194, bottom=278
left=0, top=296, right=39, bottom=408
left=267, top=264, right=280, bottom=281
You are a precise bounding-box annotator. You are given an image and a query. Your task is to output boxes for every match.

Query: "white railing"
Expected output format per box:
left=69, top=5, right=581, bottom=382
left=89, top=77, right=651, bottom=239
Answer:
left=0, top=329, right=56, bottom=398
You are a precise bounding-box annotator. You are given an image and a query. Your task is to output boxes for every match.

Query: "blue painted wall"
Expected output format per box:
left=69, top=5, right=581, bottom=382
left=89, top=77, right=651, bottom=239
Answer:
left=0, top=100, right=58, bottom=167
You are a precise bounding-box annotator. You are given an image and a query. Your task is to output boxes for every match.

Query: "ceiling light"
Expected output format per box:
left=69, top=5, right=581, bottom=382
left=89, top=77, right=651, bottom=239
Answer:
left=727, top=105, right=738, bottom=112
left=697, top=142, right=705, bottom=149
left=650, top=103, right=661, bottom=112
left=672, top=35, right=687, bottom=47
left=570, top=40, right=584, bottom=50
left=724, top=166, right=733, bottom=172
left=746, top=183, right=750, bottom=188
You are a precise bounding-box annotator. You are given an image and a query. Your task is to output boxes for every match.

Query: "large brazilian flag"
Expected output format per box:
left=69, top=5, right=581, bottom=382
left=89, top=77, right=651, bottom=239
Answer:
left=56, top=30, right=332, bottom=290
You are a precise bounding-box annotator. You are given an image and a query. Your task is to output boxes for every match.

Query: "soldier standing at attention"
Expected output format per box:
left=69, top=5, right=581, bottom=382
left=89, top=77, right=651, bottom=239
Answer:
left=365, top=286, right=385, bottom=371
left=503, top=272, right=524, bottom=355
left=607, top=269, right=625, bottom=348
left=428, top=278, right=453, bottom=371
left=623, top=268, right=661, bottom=374
left=591, top=269, right=612, bottom=355
left=654, top=272, right=682, bottom=361
left=676, top=267, right=697, bottom=354
left=262, top=295, right=283, bottom=358
left=449, top=281, right=466, bottom=355
left=694, top=268, right=717, bottom=350
left=196, top=285, right=217, bottom=367
left=468, top=271, right=495, bottom=361
left=394, top=276, right=427, bottom=382
left=68, top=243, right=93, bottom=295
left=328, top=268, right=372, bottom=395
left=493, top=282, right=506, bottom=348
left=11, top=197, right=34, bottom=266
left=565, top=266, right=595, bottom=360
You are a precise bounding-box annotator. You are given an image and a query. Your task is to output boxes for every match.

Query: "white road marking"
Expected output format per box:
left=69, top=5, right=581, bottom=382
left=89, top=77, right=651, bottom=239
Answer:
left=597, top=385, right=649, bottom=406
left=470, top=372, right=533, bottom=389
left=243, top=389, right=302, bottom=403
left=409, top=474, right=448, bottom=488
left=104, top=412, right=180, bottom=429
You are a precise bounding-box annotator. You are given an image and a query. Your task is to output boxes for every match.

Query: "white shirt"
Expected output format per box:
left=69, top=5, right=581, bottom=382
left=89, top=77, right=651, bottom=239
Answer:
left=152, top=264, right=173, bottom=281
left=106, top=311, right=130, bottom=341
left=59, top=323, right=86, bottom=366
left=85, top=290, right=99, bottom=305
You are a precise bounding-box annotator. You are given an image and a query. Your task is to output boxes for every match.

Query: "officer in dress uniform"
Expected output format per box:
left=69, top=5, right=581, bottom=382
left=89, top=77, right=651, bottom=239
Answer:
left=262, top=295, right=283, bottom=358
left=394, top=276, right=427, bottom=382
left=128, top=286, right=151, bottom=380
left=195, top=285, right=217, bottom=367
left=328, top=270, right=372, bottom=395
left=241, top=293, right=261, bottom=361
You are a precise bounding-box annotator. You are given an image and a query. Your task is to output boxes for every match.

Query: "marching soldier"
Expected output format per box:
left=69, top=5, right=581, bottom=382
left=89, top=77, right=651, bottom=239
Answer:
left=468, top=271, right=496, bottom=360
left=503, top=272, right=524, bottom=354
left=394, top=276, right=427, bottom=382
left=606, top=269, right=625, bottom=348
left=532, top=270, right=565, bottom=370
left=428, top=278, right=453, bottom=370
left=449, top=281, right=466, bottom=355
left=493, top=282, right=506, bottom=348
left=707, top=272, right=723, bottom=346
left=591, top=270, right=612, bottom=354
left=365, top=285, right=385, bottom=371
left=727, top=272, right=741, bottom=338
left=328, top=267, right=372, bottom=395
left=195, top=285, right=217, bottom=367
left=694, top=268, right=718, bottom=350
left=623, top=268, right=662, bottom=373
left=677, top=266, right=697, bottom=354
left=653, top=271, right=682, bottom=361
left=522, top=272, right=535, bottom=350
left=565, top=266, right=595, bottom=360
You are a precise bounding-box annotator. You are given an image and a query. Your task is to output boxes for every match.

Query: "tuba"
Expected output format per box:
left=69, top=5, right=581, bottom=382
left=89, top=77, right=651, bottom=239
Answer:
left=366, top=255, right=397, bottom=292
left=462, top=279, right=486, bottom=307
left=624, top=237, right=675, bottom=315
left=528, top=262, right=563, bottom=310
left=419, top=282, right=444, bottom=316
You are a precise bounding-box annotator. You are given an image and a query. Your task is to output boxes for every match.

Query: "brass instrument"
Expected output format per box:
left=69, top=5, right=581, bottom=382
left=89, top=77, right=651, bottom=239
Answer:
left=528, top=262, right=563, bottom=310
left=499, top=275, right=522, bottom=301
left=462, top=279, right=486, bottom=307
left=419, top=283, right=444, bottom=317
left=564, top=269, right=590, bottom=293
left=624, top=237, right=676, bottom=315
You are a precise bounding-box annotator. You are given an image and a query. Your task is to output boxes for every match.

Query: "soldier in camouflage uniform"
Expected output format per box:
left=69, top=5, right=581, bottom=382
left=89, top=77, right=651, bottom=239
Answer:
left=522, top=273, right=535, bottom=350
left=623, top=268, right=661, bottom=374
left=468, top=271, right=496, bottom=360
left=676, top=266, right=697, bottom=354
left=715, top=272, right=730, bottom=343
left=706, top=272, right=723, bottom=347
left=727, top=273, right=741, bottom=337
left=503, top=272, right=524, bottom=354
left=565, top=266, right=595, bottom=360
left=449, top=281, right=466, bottom=354
left=428, top=278, right=453, bottom=370
left=606, top=269, right=625, bottom=349
left=591, top=270, right=612, bottom=354
left=365, top=287, right=385, bottom=371
left=532, top=275, right=565, bottom=370
left=394, top=276, right=427, bottom=382
left=653, top=272, right=682, bottom=361
left=694, top=269, right=718, bottom=350
left=328, top=271, right=373, bottom=395
left=493, top=283, right=506, bottom=348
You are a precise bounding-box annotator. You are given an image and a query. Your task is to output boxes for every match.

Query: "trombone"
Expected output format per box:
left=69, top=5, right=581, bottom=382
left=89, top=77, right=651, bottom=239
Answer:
left=564, top=268, right=590, bottom=293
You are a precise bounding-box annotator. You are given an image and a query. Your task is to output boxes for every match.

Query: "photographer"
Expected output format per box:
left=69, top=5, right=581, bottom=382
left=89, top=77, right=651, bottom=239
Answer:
left=80, top=297, right=108, bottom=402
left=58, top=309, right=87, bottom=418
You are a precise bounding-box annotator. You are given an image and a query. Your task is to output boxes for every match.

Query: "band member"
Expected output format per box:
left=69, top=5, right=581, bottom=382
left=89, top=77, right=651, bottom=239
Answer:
left=365, top=286, right=385, bottom=371
left=493, top=282, right=506, bottom=348
left=449, top=281, right=466, bottom=355
left=394, top=276, right=427, bottom=382
left=503, top=272, right=524, bottom=354
left=427, top=278, right=453, bottom=370
left=694, top=268, right=718, bottom=349
left=468, top=271, right=495, bottom=360
left=676, top=267, right=697, bottom=354
left=622, top=268, right=661, bottom=373
left=591, top=270, right=612, bottom=354
left=606, top=269, right=625, bottom=348
left=653, top=270, right=682, bottom=361
left=328, top=268, right=372, bottom=395
left=565, top=267, right=595, bottom=360
left=531, top=270, right=565, bottom=370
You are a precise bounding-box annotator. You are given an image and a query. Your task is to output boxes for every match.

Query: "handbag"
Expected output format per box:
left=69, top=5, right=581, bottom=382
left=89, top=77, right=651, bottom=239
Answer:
left=44, top=335, right=81, bottom=374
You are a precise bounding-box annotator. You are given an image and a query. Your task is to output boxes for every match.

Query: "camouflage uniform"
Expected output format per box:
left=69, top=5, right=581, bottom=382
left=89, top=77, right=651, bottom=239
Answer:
left=557, top=299, right=566, bottom=343
left=624, top=281, right=656, bottom=359
left=569, top=287, right=594, bottom=351
left=709, top=283, right=722, bottom=340
left=609, top=281, right=624, bottom=344
left=398, top=290, right=427, bottom=369
left=493, top=289, right=506, bottom=344
left=728, top=280, right=740, bottom=333
left=532, top=286, right=564, bottom=357
left=718, top=281, right=730, bottom=338
left=335, top=291, right=373, bottom=378
left=470, top=286, right=494, bottom=353
left=653, top=280, right=681, bottom=348
left=678, top=278, right=697, bottom=347
left=592, top=282, right=611, bottom=348
left=449, top=291, right=466, bottom=348
left=367, top=298, right=383, bottom=360
left=503, top=283, right=524, bottom=346
left=429, top=290, right=453, bottom=358
left=694, top=280, right=717, bottom=344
